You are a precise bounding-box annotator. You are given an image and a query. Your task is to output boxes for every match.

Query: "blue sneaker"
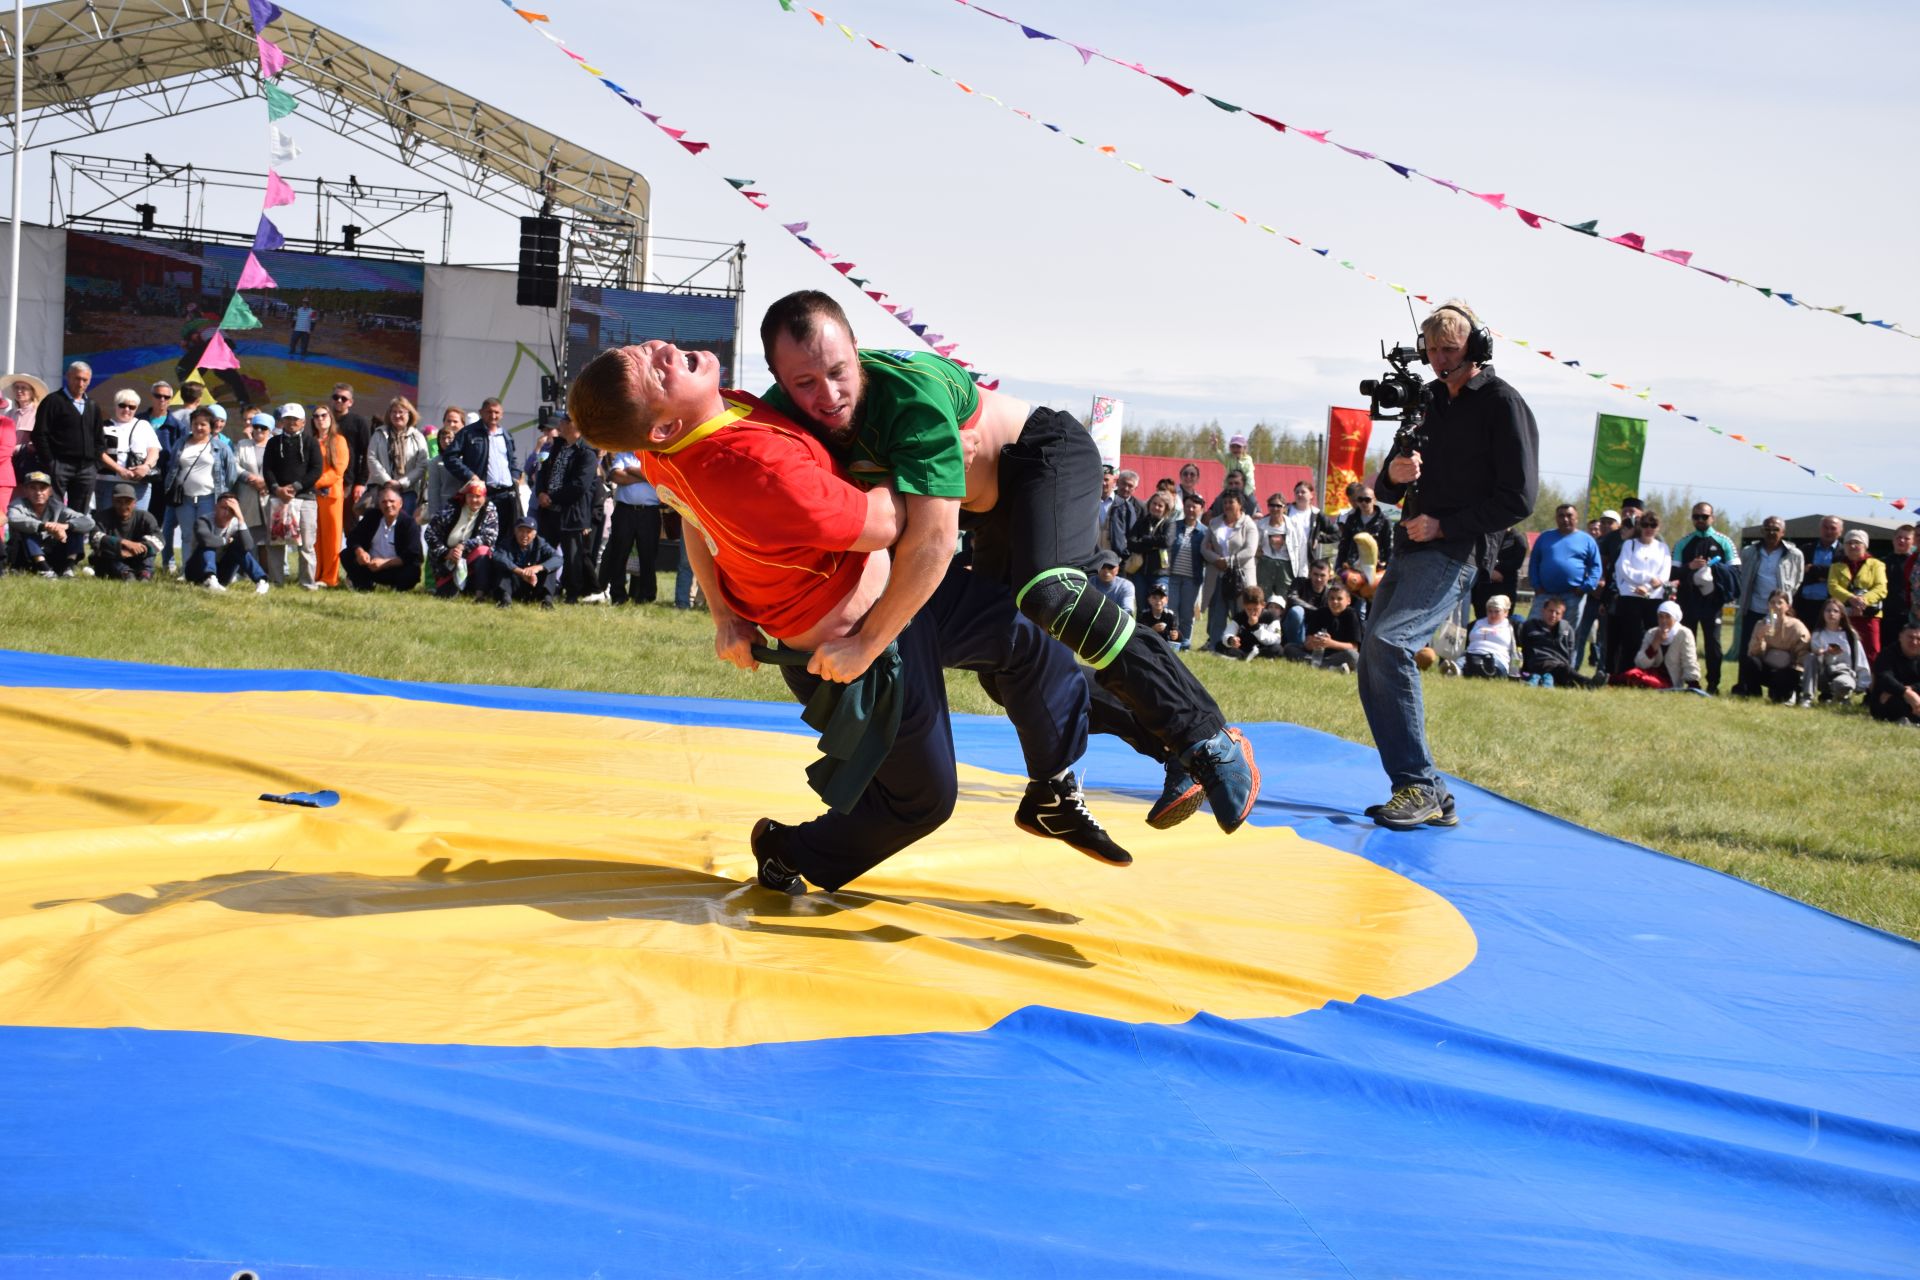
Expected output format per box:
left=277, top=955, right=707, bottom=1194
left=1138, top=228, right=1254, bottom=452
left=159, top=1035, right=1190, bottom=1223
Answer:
left=1540, top=673, right=1555, bottom=689
left=1180, top=727, right=1260, bottom=834
left=1147, top=757, right=1205, bottom=830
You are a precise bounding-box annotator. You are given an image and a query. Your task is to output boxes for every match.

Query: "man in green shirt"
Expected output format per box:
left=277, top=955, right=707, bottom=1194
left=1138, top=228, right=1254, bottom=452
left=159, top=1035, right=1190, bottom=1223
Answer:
left=762, top=291, right=1259, bottom=834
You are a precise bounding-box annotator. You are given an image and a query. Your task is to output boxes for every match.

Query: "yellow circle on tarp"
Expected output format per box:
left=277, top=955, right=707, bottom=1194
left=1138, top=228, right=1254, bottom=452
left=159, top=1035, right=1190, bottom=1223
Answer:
left=0, top=686, right=1475, bottom=1049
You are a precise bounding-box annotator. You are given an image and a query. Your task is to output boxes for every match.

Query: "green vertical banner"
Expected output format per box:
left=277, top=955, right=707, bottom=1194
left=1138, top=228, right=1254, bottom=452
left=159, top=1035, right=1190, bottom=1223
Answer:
left=1587, top=413, right=1647, bottom=517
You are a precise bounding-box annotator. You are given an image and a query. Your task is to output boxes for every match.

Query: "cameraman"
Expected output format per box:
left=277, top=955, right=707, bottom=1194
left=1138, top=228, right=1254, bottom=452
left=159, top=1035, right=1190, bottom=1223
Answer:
left=1359, top=300, right=1538, bottom=830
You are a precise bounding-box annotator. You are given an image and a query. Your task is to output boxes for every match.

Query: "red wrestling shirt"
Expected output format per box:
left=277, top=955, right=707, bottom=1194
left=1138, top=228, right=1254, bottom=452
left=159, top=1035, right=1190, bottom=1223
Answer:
left=640, top=391, right=870, bottom=638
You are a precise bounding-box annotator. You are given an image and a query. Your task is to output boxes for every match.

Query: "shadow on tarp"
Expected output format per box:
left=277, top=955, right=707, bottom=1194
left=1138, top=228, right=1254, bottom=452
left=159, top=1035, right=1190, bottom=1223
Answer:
left=34, top=855, right=1094, bottom=968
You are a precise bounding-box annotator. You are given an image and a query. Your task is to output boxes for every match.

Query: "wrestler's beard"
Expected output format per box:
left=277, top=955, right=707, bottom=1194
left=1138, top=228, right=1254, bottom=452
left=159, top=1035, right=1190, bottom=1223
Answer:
left=820, top=368, right=868, bottom=446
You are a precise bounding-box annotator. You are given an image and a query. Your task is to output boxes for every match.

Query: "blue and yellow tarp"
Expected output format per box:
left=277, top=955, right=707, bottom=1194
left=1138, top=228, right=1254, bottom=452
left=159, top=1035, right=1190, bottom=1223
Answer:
left=1, top=651, right=1915, bottom=1278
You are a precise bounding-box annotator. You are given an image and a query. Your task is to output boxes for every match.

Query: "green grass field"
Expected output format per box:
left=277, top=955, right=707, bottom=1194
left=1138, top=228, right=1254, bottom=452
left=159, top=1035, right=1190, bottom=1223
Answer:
left=3, top=571, right=1914, bottom=940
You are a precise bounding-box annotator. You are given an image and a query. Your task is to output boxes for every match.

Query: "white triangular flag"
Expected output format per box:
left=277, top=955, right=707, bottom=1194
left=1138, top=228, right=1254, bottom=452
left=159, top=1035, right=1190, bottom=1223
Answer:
left=269, top=124, right=301, bottom=162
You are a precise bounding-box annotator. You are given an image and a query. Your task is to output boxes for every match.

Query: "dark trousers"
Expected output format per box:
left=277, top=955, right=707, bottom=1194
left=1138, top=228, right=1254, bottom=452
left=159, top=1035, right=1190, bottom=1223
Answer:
left=49, top=460, right=96, bottom=511
left=485, top=487, right=521, bottom=538
left=776, top=561, right=1089, bottom=893
left=1608, top=595, right=1661, bottom=676
left=12, top=532, right=82, bottom=573
left=346, top=559, right=419, bottom=591
left=1683, top=610, right=1726, bottom=691
left=536, top=511, right=594, bottom=602
left=496, top=564, right=559, bottom=606
left=289, top=331, right=311, bottom=357
left=91, top=541, right=153, bottom=580
left=602, top=502, right=661, bottom=604
left=968, top=406, right=1224, bottom=758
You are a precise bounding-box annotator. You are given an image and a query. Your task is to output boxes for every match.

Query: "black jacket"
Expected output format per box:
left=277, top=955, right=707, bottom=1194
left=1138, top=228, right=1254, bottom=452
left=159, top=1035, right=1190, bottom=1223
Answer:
left=443, top=423, right=518, bottom=489
left=1374, top=366, right=1538, bottom=560
left=263, top=430, right=322, bottom=496
left=336, top=412, right=374, bottom=489
left=495, top=530, right=563, bottom=575
left=345, top=509, right=425, bottom=574
left=36, top=392, right=107, bottom=464
left=536, top=437, right=597, bottom=533
left=1335, top=505, right=1393, bottom=571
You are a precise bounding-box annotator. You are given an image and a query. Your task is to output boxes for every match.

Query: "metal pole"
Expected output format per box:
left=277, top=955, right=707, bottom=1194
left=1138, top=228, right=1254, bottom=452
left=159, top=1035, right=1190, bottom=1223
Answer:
left=7, top=0, right=24, bottom=374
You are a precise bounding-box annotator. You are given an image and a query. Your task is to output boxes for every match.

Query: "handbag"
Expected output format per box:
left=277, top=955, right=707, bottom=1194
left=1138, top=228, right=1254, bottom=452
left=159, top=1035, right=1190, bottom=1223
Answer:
left=268, top=498, right=299, bottom=544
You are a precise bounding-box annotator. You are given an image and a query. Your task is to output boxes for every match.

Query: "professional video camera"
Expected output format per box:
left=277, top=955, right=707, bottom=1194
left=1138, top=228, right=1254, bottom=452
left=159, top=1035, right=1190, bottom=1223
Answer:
left=1358, top=342, right=1428, bottom=423
left=1358, top=342, right=1434, bottom=518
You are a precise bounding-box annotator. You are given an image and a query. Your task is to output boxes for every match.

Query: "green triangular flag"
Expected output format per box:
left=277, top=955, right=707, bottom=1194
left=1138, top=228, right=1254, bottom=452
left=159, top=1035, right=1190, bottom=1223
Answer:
left=726, top=177, right=753, bottom=189
left=777, top=0, right=794, bottom=11
left=847, top=277, right=868, bottom=287
left=1204, top=96, right=1242, bottom=113
left=263, top=81, right=298, bottom=121
left=1847, top=312, right=1865, bottom=323
left=1565, top=219, right=1598, bottom=236
left=220, top=292, right=263, bottom=332
left=1757, top=287, right=1773, bottom=297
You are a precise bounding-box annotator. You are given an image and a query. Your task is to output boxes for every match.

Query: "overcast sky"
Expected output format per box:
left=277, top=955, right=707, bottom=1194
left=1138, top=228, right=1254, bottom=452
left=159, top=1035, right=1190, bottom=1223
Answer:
left=10, top=0, right=1916, bottom=522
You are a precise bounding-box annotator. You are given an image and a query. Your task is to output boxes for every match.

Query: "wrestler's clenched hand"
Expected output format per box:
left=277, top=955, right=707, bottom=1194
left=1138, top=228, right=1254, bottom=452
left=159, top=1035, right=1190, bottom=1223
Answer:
left=714, top=614, right=765, bottom=671
left=808, top=634, right=878, bottom=684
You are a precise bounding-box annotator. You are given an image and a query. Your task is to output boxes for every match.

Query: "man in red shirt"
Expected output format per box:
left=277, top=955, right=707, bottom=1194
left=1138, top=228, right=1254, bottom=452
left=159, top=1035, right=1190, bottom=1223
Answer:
left=570, top=340, right=1129, bottom=894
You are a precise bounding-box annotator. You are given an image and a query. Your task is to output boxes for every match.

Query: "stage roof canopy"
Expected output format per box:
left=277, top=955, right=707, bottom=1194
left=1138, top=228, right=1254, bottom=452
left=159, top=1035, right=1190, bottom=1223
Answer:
left=0, top=0, right=650, bottom=234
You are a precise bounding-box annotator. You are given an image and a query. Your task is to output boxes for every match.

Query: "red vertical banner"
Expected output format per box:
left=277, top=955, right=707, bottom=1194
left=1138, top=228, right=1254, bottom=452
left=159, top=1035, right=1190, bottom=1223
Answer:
left=1324, top=406, right=1373, bottom=516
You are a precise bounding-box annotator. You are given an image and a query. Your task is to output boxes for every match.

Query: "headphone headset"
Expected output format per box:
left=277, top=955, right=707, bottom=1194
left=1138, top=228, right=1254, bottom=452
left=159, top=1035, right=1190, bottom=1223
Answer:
left=1416, top=304, right=1493, bottom=369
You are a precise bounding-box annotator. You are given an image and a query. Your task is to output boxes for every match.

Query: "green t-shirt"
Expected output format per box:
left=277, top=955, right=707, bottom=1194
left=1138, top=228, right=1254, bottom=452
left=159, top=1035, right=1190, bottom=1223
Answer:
left=765, top=348, right=975, bottom=499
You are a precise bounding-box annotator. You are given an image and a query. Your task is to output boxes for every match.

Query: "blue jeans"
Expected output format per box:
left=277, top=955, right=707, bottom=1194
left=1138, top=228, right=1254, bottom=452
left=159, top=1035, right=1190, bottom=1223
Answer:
left=1283, top=604, right=1308, bottom=648
left=188, top=541, right=268, bottom=585
left=1356, top=545, right=1476, bottom=796
left=674, top=541, right=697, bottom=608
left=168, top=495, right=217, bottom=566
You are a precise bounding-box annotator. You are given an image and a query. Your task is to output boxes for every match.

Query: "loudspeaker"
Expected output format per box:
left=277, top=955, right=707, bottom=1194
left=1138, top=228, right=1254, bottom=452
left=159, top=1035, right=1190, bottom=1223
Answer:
left=516, top=215, right=562, bottom=308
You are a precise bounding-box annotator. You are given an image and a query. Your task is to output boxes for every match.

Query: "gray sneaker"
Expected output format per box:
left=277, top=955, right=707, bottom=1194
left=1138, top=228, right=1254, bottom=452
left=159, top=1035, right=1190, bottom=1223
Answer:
left=1369, top=786, right=1454, bottom=831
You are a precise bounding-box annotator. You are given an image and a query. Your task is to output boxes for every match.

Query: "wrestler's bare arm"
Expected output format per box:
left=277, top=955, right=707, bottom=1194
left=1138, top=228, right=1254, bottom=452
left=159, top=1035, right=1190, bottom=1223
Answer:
left=808, top=493, right=957, bottom=683
left=683, top=534, right=764, bottom=672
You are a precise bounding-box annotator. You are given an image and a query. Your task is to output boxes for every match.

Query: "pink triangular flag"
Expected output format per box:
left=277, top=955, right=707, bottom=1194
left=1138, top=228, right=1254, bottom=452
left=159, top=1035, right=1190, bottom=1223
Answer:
left=257, top=35, right=287, bottom=78
left=1471, top=191, right=1508, bottom=210
left=197, top=331, right=241, bottom=370
left=831, top=262, right=855, bottom=275
left=237, top=253, right=277, bottom=290
left=1608, top=232, right=1646, bottom=252
left=934, top=342, right=959, bottom=357
left=1297, top=128, right=1330, bottom=144
left=1651, top=248, right=1694, bottom=266
left=1515, top=208, right=1545, bottom=229
left=782, top=221, right=808, bottom=233
left=264, top=168, right=296, bottom=209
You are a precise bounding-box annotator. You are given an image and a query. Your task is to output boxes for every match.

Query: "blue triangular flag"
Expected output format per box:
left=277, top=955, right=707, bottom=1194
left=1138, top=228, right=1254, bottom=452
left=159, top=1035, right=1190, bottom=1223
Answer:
left=252, top=214, right=286, bottom=254
left=249, top=0, right=283, bottom=31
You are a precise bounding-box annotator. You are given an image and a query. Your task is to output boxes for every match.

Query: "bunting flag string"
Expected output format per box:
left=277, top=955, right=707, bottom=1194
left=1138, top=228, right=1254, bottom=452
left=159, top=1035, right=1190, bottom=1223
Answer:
left=492, top=0, right=996, bottom=386
left=930, top=0, right=1915, bottom=341
left=776, top=0, right=1908, bottom=511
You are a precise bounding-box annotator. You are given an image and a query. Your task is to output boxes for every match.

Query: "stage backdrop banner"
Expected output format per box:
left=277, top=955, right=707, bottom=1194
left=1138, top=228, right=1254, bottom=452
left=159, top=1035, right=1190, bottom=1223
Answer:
left=567, top=286, right=737, bottom=389
left=1588, top=413, right=1648, bottom=517
left=421, top=265, right=562, bottom=433
left=64, top=229, right=422, bottom=413
left=1324, top=406, right=1372, bottom=515
left=1087, top=395, right=1123, bottom=470
left=0, top=224, right=68, bottom=389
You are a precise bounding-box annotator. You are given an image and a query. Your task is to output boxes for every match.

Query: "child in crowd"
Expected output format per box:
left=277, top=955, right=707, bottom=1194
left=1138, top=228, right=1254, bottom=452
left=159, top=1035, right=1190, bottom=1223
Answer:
left=1137, top=582, right=1180, bottom=647
left=1289, top=582, right=1362, bottom=670
left=1464, top=594, right=1518, bottom=678
left=1221, top=584, right=1285, bottom=660
left=1744, top=589, right=1811, bottom=704
left=1802, top=597, right=1870, bottom=706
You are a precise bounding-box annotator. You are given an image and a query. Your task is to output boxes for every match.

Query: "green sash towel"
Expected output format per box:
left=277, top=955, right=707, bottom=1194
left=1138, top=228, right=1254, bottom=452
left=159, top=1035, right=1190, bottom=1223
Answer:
left=751, top=642, right=904, bottom=815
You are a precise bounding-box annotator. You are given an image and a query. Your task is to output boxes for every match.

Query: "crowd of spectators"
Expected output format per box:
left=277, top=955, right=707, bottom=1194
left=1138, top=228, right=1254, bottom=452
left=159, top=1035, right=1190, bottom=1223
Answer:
left=7, top=361, right=1917, bottom=729
left=2, top=361, right=682, bottom=611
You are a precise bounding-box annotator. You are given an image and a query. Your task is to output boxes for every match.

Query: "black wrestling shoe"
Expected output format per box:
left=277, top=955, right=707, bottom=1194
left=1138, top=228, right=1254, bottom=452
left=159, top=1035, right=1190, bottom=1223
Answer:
left=1364, top=792, right=1458, bottom=827
left=749, top=817, right=807, bottom=894
left=1146, top=757, right=1204, bottom=830
left=1015, top=773, right=1133, bottom=866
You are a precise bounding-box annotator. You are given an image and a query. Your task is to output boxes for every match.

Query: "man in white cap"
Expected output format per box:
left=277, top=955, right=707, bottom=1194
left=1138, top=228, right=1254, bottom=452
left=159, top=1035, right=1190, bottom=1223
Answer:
left=262, top=401, right=321, bottom=588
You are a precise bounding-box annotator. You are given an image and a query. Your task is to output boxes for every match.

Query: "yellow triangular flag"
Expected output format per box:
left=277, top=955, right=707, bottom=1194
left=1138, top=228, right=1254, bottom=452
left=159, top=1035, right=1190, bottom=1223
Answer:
left=170, top=367, right=208, bottom=406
